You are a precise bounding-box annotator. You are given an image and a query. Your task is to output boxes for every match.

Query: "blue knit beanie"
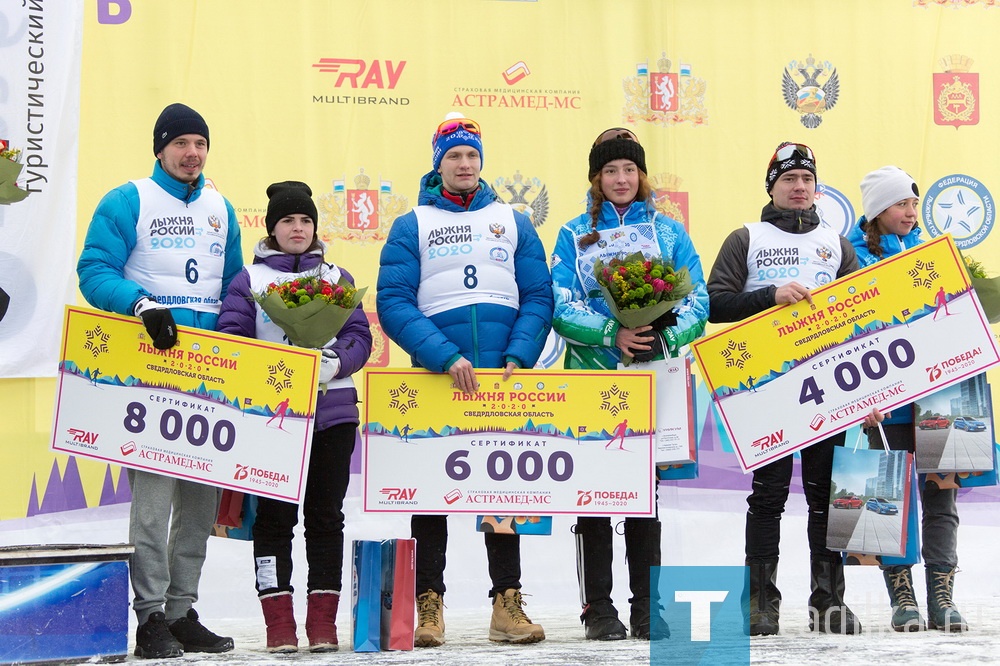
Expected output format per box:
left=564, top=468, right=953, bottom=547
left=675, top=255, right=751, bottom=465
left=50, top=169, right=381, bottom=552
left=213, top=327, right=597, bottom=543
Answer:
left=431, top=115, right=483, bottom=171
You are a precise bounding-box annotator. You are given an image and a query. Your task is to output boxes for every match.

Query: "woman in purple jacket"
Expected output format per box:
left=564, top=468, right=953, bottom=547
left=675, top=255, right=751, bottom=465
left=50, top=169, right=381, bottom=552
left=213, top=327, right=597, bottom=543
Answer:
left=217, top=181, right=372, bottom=653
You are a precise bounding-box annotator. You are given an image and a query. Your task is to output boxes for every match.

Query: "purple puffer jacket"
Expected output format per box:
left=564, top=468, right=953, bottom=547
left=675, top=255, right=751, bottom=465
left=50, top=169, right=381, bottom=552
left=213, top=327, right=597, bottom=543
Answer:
left=217, top=241, right=373, bottom=431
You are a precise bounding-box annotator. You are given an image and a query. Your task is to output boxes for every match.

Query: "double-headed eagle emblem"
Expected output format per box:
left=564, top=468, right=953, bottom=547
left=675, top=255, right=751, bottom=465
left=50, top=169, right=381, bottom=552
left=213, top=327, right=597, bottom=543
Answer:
left=494, top=172, right=549, bottom=228
left=782, top=55, right=840, bottom=129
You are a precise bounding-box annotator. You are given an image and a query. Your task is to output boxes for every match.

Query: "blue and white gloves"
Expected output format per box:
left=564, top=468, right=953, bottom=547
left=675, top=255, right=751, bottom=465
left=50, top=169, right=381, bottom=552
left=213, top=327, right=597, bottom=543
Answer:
left=318, top=349, right=340, bottom=392
left=134, top=297, right=177, bottom=349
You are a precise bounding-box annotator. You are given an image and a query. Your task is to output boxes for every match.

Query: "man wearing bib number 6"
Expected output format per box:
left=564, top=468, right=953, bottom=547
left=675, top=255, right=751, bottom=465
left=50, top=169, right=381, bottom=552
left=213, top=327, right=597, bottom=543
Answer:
left=707, top=143, right=870, bottom=636
left=77, top=103, right=242, bottom=658
left=376, top=115, right=553, bottom=647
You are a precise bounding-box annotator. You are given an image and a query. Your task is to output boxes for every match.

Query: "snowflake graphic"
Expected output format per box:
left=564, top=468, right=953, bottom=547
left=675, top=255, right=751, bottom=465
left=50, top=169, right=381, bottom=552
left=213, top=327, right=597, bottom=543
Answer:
left=266, top=359, right=294, bottom=392
left=84, top=325, right=111, bottom=358
left=388, top=382, right=419, bottom=414
left=599, top=384, right=630, bottom=417
left=721, top=339, right=752, bottom=369
left=907, top=259, right=940, bottom=289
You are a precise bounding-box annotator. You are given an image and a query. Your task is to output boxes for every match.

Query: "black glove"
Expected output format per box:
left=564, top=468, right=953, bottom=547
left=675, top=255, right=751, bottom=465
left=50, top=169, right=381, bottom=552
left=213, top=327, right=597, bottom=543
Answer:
left=631, top=331, right=665, bottom=364
left=135, top=298, right=177, bottom=349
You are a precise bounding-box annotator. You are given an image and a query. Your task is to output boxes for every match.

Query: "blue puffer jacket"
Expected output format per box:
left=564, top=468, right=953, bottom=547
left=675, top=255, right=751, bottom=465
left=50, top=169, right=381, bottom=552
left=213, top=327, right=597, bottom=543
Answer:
left=551, top=196, right=709, bottom=369
left=376, top=170, right=553, bottom=372
left=845, top=216, right=922, bottom=268
left=216, top=241, right=373, bottom=430
left=77, top=161, right=243, bottom=330
left=847, top=216, right=922, bottom=427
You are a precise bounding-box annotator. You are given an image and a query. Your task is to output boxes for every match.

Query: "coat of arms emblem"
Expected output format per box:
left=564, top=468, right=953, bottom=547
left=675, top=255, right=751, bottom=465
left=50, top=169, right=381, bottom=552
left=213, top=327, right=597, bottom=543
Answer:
left=623, top=53, right=707, bottom=126
left=934, top=55, right=978, bottom=128
left=493, top=172, right=549, bottom=228
left=782, top=55, right=840, bottom=129
left=317, top=169, right=408, bottom=245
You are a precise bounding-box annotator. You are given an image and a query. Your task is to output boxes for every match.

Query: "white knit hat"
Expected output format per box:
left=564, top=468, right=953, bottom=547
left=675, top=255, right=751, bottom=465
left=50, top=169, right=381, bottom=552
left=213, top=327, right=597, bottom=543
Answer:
left=860, top=166, right=919, bottom=221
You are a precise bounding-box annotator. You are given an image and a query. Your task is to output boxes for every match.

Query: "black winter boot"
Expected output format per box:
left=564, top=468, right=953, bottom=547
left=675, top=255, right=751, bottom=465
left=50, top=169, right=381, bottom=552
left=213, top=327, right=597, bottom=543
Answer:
left=575, top=518, right=627, bottom=641
left=926, top=565, right=968, bottom=632
left=807, top=558, right=861, bottom=634
left=743, top=559, right=780, bottom=636
left=624, top=519, right=669, bottom=640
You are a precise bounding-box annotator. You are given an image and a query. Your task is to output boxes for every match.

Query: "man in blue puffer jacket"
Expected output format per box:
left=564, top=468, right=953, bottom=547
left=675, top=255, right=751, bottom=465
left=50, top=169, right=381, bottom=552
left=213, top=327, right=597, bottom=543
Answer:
left=377, top=115, right=553, bottom=648
left=77, top=103, right=242, bottom=660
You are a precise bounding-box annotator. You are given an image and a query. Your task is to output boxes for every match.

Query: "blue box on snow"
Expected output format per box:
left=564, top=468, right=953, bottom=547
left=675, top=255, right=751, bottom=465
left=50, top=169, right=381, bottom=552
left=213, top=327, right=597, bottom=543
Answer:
left=0, top=544, right=133, bottom=665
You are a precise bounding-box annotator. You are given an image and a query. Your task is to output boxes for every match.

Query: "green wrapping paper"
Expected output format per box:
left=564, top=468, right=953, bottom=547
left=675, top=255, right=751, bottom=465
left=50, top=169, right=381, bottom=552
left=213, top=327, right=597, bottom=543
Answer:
left=258, top=278, right=367, bottom=348
left=971, top=276, right=1000, bottom=324
left=0, top=157, right=29, bottom=204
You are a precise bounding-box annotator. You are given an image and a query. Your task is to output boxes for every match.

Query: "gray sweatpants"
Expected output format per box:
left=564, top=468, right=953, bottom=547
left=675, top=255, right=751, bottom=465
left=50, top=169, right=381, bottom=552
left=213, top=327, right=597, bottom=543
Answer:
left=128, top=469, right=221, bottom=624
left=868, top=422, right=959, bottom=567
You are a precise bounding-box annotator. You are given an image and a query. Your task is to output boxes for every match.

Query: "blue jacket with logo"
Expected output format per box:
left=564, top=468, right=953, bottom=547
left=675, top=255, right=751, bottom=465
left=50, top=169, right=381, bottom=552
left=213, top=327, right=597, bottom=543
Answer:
left=847, top=216, right=923, bottom=426
left=551, top=196, right=709, bottom=369
left=846, top=215, right=923, bottom=268
left=77, top=161, right=243, bottom=330
left=376, top=170, right=553, bottom=372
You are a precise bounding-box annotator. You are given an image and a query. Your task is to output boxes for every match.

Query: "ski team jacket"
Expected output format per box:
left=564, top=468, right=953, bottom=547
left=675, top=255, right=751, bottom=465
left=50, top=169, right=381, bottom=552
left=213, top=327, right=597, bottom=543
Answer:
left=845, top=216, right=923, bottom=269
left=550, top=197, right=709, bottom=369
left=847, top=216, right=923, bottom=427
left=216, top=241, right=373, bottom=431
left=77, top=161, right=244, bottom=330
left=707, top=203, right=859, bottom=324
left=376, top=171, right=553, bottom=372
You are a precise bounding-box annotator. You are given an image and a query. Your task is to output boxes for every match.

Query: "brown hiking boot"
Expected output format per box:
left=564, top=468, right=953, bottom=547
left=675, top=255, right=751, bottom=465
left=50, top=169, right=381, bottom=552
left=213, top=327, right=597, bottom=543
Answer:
left=414, top=590, right=445, bottom=647
left=488, top=589, right=545, bottom=644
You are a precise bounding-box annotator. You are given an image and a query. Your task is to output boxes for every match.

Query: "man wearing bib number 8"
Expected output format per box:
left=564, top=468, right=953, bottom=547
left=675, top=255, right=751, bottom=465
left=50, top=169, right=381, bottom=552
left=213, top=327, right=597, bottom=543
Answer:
left=707, top=142, right=863, bottom=636
left=77, top=103, right=242, bottom=658
left=377, top=114, right=553, bottom=647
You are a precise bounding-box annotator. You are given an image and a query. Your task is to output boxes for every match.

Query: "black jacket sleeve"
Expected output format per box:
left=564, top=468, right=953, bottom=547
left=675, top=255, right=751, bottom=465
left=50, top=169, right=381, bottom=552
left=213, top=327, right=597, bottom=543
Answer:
left=706, top=227, right=776, bottom=323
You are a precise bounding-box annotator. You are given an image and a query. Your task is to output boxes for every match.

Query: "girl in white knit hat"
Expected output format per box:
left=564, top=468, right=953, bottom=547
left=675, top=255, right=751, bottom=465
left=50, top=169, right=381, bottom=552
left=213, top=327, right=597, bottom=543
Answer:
left=846, top=166, right=968, bottom=634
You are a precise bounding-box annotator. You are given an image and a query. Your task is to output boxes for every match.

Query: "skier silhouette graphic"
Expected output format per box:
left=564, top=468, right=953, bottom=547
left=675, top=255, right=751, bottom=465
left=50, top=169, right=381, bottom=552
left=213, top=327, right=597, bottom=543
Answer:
left=266, top=397, right=291, bottom=430
left=933, top=286, right=952, bottom=320
left=607, top=418, right=629, bottom=450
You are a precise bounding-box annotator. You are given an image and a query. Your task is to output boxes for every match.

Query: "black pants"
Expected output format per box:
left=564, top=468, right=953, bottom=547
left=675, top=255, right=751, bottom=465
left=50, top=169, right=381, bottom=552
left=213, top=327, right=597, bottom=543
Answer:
left=253, top=423, right=357, bottom=595
left=412, top=514, right=521, bottom=597
left=745, top=432, right=844, bottom=563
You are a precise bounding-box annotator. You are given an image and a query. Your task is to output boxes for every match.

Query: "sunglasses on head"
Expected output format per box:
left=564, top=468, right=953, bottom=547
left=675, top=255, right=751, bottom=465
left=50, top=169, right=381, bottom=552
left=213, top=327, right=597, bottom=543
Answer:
left=773, top=143, right=814, bottom=162
left=434, top=118, right=481, bottom=142
left=594, top=128, right=638, bottom=146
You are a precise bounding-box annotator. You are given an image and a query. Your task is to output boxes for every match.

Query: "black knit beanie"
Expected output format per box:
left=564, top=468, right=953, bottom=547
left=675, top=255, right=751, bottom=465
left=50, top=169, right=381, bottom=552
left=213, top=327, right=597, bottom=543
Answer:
left=265, top=181, right=318, bottom=235
left=588, top=132, right=647, bottom=180
left=765, top=142, right=817, bottom=193
left=153, top=103, right=210, bottom=156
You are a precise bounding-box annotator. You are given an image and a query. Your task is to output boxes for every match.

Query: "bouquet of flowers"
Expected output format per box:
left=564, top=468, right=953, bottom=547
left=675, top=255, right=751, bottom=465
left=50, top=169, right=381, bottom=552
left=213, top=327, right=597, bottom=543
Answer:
left=964, top=254, right=1000, bottom=324
left=0, top=140, right=29, bottom=205
left=256, top=272, right=367, bottom=348
left=593, top=252, right=692, bottom=330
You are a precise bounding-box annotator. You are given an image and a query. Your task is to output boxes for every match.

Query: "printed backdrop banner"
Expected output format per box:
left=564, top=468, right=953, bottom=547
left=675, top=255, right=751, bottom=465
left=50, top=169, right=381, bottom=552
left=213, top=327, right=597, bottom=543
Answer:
left=9, top=0, right=1000, bottom=526
left=0, top=2, right=82, bottom=376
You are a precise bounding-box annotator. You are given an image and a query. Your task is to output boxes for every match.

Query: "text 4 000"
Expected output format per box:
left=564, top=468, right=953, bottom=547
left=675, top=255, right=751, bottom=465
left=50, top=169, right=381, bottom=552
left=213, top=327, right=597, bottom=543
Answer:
left=799, top=338, right=915, bottom=406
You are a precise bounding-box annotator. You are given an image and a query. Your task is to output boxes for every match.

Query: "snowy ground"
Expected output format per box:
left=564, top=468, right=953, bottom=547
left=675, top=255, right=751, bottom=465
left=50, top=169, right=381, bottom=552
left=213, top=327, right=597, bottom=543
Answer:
left=3, top=485, right=1000, bottom=665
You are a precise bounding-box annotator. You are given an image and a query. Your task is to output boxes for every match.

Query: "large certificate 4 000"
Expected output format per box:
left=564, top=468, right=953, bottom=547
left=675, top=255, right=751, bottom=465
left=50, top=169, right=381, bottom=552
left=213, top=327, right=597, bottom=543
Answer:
left=693, top=236, right=1000, bottom=473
